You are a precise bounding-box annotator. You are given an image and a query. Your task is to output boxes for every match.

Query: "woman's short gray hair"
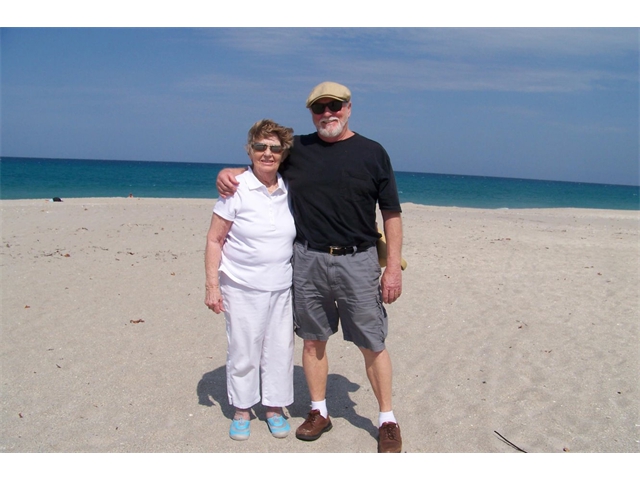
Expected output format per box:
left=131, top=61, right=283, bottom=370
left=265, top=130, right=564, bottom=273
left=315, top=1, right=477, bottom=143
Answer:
left=246, top=119, right=294, bottom=155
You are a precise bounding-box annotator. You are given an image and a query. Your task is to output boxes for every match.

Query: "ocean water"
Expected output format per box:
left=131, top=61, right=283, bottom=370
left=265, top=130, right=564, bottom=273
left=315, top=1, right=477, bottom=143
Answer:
left=1, top=157, right=638, bottom=210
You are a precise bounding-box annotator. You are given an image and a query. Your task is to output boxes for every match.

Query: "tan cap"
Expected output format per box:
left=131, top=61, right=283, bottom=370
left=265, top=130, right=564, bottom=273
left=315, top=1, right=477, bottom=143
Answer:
left=306, top=81, right=351, bottom=107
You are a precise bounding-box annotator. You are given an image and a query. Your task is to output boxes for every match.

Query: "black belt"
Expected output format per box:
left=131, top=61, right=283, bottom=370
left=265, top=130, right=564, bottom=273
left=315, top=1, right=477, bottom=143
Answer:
left=307, top=243, right=372, bottom=256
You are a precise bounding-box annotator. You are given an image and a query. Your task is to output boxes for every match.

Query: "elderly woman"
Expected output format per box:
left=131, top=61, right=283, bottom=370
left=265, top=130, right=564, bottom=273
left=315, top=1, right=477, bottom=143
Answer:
left=204, top=119, right=296, bottom=441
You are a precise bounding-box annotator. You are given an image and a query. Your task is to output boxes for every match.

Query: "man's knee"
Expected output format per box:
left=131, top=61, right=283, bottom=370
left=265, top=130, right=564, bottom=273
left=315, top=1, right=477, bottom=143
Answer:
left=303, top=339, right=327, bottom=358
left=359, top=346, right=386, bottom=358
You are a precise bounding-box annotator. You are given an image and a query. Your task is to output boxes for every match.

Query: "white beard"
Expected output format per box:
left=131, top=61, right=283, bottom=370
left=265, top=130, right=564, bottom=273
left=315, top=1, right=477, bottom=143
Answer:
left=317, top=116, right=347, bottom=139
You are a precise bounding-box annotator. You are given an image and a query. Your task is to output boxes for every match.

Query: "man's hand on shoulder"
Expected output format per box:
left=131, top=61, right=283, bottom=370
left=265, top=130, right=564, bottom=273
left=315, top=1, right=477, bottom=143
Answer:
left=216, top=167, right=246, bottom=198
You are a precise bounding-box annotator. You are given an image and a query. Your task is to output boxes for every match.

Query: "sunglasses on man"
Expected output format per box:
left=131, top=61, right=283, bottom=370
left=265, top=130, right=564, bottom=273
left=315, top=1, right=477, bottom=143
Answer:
left=310, top=100, right=346, bottom=115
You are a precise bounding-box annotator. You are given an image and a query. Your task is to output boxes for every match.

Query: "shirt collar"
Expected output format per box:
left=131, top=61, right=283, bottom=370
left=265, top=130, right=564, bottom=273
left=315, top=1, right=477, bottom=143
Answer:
left=246, top=167, right=287, bottom=194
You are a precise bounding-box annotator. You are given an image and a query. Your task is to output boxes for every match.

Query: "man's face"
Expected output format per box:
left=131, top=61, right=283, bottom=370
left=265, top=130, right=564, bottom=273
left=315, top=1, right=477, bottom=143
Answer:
left=310, top=97, right=351, bottom=141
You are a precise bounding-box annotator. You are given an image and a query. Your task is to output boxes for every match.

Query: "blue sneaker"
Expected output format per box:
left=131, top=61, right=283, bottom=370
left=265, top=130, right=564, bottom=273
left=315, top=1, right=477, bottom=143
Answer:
left=229, top=417, right=250, bottom=441
left=267, top=414, right=291, bottom=439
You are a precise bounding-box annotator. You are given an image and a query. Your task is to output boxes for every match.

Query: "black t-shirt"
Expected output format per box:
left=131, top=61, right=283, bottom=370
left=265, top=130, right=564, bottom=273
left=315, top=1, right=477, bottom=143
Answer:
left=280, top=132, right=401, bottom=249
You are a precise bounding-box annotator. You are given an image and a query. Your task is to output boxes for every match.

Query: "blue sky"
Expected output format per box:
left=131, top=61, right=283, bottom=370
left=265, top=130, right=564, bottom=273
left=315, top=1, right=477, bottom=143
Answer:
left=1, top=25, right=638, bottom=185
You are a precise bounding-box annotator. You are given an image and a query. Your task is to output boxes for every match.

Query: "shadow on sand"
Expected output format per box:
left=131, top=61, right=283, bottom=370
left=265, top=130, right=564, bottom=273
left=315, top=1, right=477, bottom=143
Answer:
left=197, top=365, right=378, bottom=439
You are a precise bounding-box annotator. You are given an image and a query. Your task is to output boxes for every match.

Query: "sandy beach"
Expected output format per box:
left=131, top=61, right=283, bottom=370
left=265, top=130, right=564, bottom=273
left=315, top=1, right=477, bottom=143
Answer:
left=1, top=197, right=638, bottom=454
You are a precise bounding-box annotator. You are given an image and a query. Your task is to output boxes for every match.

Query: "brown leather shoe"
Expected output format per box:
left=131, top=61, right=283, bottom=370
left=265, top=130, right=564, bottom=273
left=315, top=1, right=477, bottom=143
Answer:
left=378, top=422, right=402, bottom=453
left=295, top=409, right=332, bottom=441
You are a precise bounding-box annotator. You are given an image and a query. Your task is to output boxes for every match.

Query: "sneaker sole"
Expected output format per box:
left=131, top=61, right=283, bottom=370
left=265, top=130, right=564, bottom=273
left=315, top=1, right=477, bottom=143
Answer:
left=268, top=422, right=291, bottom=439
left=295, top=421, right=333, bottom=441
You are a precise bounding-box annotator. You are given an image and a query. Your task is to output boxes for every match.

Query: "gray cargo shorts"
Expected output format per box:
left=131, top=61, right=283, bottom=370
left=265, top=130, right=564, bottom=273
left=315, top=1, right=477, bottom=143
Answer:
left=292, top=241, right=388, bottom=352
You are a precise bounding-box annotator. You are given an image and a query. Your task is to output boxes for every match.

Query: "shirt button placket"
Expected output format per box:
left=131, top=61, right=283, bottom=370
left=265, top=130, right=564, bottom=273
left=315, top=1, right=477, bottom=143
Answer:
left=268, top=196, right=276, bottom=230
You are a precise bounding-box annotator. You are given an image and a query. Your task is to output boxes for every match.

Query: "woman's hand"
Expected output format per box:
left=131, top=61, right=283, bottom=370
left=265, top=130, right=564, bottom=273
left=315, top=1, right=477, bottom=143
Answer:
left=204, top=213, right=233, bottom=315
left=205, top=285, right=225, bottom=314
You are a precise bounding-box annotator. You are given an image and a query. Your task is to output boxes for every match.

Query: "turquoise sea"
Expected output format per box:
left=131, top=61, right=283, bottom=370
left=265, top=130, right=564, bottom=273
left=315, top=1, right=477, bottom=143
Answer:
left=1, top=157, right=638, bottom=210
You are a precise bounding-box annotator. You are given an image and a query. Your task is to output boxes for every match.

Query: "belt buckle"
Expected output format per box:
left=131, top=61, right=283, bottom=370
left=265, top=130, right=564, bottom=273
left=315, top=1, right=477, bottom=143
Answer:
left=329, top=246, right=340, bottom=255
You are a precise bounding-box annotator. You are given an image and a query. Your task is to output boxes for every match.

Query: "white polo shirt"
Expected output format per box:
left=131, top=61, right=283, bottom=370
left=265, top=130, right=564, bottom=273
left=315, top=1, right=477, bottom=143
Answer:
left=213, top=168, right=296, bottom=292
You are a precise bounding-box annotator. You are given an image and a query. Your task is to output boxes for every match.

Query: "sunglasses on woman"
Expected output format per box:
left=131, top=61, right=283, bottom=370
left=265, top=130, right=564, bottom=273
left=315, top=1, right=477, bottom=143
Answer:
left=310, top=100, right=346, bottom=115
left=251, top=143, right=285, bottom=153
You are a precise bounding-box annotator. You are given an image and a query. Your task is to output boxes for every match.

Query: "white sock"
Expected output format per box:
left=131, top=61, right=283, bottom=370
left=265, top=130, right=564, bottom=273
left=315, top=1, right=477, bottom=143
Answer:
left=311, top=400, right=328, bottom=418
left=379, top=411, right=397, bottom=427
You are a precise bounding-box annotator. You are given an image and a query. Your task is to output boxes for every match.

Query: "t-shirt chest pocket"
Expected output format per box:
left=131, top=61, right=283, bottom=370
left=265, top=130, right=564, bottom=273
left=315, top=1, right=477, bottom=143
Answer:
left=340, top=170, right=374, bottom=201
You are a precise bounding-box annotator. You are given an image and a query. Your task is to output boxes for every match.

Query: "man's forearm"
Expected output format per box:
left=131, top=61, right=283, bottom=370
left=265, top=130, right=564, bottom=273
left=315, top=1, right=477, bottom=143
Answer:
left=381, top=210, right=403, bottom=269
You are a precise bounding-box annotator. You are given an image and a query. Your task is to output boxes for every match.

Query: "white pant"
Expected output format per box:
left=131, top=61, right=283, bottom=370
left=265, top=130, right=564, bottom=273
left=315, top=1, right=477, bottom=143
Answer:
left=221, top=273, right=294, bottom=409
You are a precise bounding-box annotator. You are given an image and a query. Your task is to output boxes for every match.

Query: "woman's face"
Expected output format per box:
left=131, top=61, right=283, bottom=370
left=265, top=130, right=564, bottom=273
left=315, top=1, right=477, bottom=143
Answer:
left=248, top=134, right=286, bottom=178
